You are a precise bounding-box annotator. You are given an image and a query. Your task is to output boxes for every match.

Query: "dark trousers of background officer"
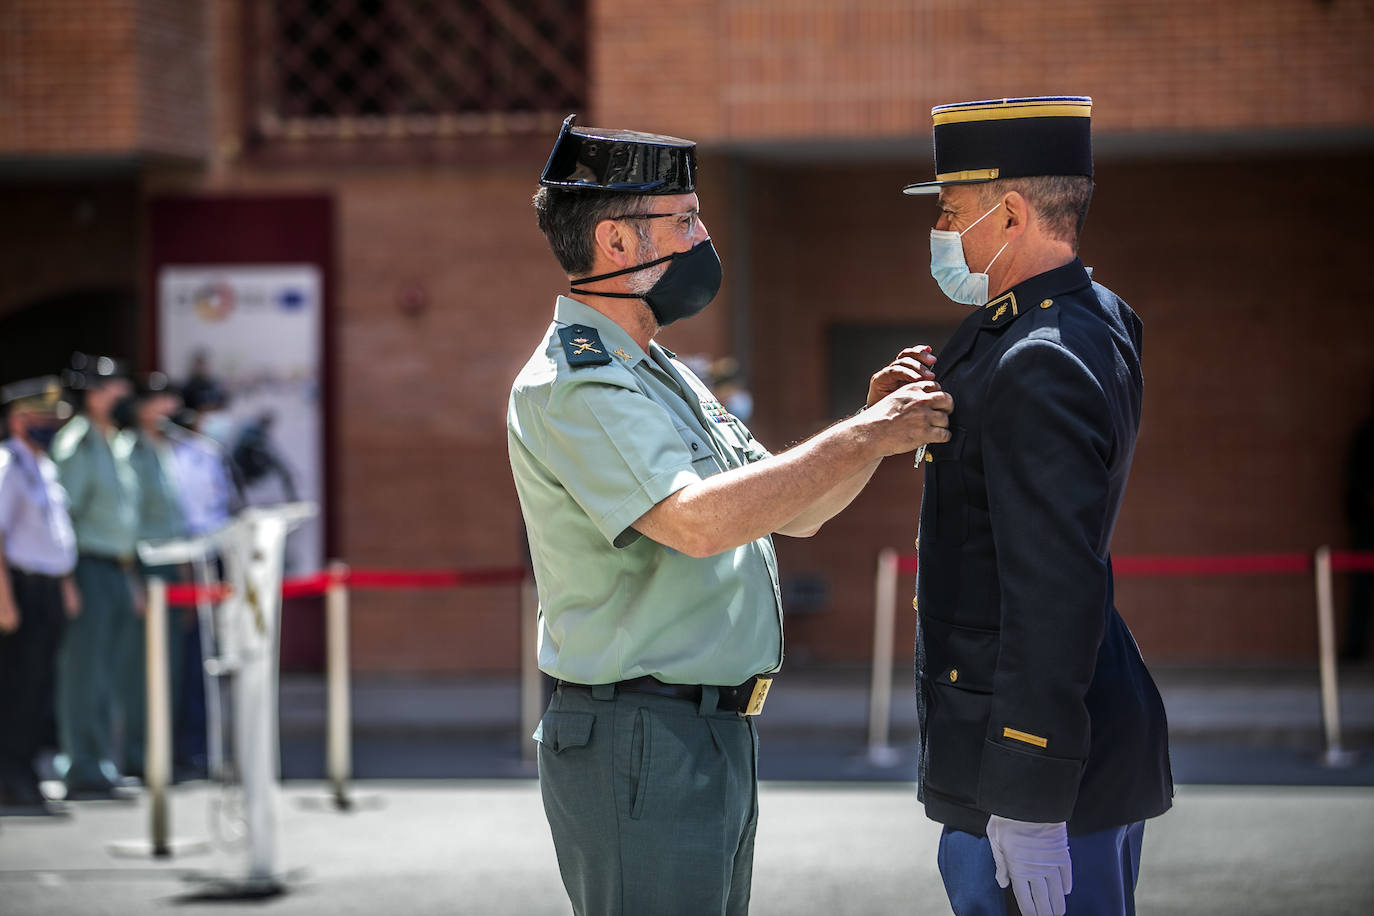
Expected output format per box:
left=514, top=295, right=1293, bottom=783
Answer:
left=174, top=599, right=209, bottom=777
left=0, top=568, right=66, bottom=803
left=114, top=563, right=185, bottom=778
left=57, top=555, right=134, bottom=789
left=536, top=684, right=759, bottom=916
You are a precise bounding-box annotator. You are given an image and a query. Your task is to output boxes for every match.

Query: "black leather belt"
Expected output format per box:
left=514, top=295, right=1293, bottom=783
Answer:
left=558, top=674, right=774, bottom=716
left=8, top=566, right=63, bottom=581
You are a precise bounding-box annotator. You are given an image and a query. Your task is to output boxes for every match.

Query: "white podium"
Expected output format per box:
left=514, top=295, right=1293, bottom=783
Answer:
left=136, top=502, right=317, bottom=896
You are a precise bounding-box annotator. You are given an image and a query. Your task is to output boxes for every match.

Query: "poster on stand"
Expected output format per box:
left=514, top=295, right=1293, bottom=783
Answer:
left=158, top=264, right=323, bottom=574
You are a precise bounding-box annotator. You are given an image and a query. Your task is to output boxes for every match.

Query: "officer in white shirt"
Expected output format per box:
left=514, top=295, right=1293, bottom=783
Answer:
left=0, top=377, right=79, bottom=816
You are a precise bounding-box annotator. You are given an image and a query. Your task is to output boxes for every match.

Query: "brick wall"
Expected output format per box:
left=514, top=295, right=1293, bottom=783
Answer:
left=593, top=0, right=1374, bottom=141
left=0, top=0, right=209, bottom=158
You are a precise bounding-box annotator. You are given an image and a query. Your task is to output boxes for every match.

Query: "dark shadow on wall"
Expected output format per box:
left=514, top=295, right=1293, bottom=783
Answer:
left=0, top=287, right=138, bottom=386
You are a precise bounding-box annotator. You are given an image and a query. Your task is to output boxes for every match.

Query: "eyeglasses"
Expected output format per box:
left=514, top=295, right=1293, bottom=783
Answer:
left=617, top=209, right=701, bottom=235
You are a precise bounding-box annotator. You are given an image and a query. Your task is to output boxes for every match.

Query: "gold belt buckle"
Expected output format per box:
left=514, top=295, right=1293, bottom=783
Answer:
left=744, top=676, right=773, bottom=716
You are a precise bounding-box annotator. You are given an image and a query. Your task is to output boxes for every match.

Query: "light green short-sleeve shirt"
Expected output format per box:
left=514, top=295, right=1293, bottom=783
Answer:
left=508, top=297, right=783, bottom=686
left=51, top=415, right=140, bottom=561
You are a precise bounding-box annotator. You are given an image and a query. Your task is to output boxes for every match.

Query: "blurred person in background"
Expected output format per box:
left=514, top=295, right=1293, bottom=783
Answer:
left=177, top=349, right=220, bottom=422
left=50, top=354, right=141, bottom=799
left=167, top=379, right=242, bottom=778
left=707, top=356, right=753, bottom=423
left=1344, top=384, right=1374, bottom=662
left=510, top=116, right=952, bottom=916
left=231, top=410, right=297, bottom=503
left=902, top=97, right=1172, bottom=916
left=0, top=377, right=79, bottom=816
left=117, top=373, right=189, bottom=781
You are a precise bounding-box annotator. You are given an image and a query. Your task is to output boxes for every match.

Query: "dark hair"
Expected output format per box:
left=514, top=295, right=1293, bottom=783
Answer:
left=532, top=186, right=651, bottom=276
left=976, top=175, right=1094, bottom=250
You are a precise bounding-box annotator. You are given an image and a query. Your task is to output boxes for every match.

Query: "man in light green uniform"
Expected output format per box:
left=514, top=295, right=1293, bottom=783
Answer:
left=117, top=373, right=189, bottom=778
left=51, top=355, right=140, bottom=798
left=508, top=116, right=956, bottom=915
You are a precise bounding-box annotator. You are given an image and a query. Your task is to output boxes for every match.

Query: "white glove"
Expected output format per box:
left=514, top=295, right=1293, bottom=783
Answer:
left=986, top=814, right=1073, bottom=916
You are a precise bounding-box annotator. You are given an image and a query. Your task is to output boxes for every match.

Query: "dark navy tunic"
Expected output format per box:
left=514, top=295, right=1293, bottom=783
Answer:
left=915, top=258, right=1173, bottom=836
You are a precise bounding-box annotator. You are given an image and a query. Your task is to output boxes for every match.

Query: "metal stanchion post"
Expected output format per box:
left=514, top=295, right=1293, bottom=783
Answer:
left=108, top=576, right=210, bottom=859
left=326, top=560, right=352, bottom=810
left=866, top=549, right=901, bottom=766
left=520, top=576, right=541, bottom=765
left=1314, top=546, right=1357, bottom=767
left=147, top=577, right=171, bottom=855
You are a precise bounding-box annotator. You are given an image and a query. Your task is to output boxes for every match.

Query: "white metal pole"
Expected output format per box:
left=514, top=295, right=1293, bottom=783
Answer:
left=867, top=549, right=900, bottom=766
left=145, top=577, right=172, bottom=857
left=520, top=576, right=541, bottom=764
left=1314, top=546, right=1351, bottom=767
left=325, top=560, right=352, bottom=809
left=192, top=554, right=225, bottom=782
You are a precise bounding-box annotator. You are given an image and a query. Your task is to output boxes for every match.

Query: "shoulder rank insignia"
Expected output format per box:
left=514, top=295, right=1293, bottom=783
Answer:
left=557, top=324, right=612, bottom=368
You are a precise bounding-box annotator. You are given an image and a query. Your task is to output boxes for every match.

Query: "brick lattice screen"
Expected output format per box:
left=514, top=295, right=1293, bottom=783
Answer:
left=249, top=0, right=585, bottom=140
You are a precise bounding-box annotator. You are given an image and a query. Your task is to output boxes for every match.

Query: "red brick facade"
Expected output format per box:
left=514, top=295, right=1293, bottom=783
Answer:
left=2, top=1, right=1372, bottom=671
left=0, top=0, right=209, bottom=158
left=595, top=0, right=1374, bottom=141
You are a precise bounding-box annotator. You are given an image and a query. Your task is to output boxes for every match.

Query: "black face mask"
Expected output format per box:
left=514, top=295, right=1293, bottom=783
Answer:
left=25, top=423, right=59, bottom=452
left=570, top=238, right=723, bottom=327
left=111, top=395, right=137, bottom=429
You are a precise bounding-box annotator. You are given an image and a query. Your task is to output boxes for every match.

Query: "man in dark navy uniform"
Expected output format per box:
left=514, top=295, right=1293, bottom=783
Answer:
left=900, top=97, right=1172, bottom=916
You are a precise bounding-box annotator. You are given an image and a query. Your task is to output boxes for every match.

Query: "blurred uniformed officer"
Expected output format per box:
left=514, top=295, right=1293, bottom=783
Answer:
left=0, top=378, right=78, bottom=815
left=51, top=354, right=141, bottom=799
left=509, top=116, right=954, bottom=915
left=117, top=372, right=189, bottom=779
left=902, top=97, right=1173, bottom=916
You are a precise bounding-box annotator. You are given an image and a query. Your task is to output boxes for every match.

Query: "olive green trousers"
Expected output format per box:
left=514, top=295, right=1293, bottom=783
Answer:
left=536, top=682, right=760, bottom=916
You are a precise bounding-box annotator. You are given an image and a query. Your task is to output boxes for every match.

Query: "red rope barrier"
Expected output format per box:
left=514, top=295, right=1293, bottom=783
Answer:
left=1113, top=553, right=1312, bottom=576
left=1332, top=550, right=1374, bottom=574
left=164, top=582, right=234, bottom=605
left=344, top=567, right=526, bottom=589
left=163, top=566, right=527, bottom=607
left=892, top=550, right=1374, bottom=578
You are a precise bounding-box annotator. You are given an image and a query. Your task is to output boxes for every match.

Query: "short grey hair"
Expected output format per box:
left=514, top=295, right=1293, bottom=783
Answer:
left=532, top=186, right=655, bottom=276
left=975, top=175, right=1094, bottom=250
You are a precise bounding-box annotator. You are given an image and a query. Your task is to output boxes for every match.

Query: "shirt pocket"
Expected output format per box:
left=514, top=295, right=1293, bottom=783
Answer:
left=673, top=421, right=724, bottom=478
left=716, top=416, right=765, bottom=466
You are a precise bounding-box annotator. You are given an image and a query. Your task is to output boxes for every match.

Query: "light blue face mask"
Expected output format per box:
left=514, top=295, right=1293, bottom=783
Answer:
left=929, top=202, right=1010, bottom=306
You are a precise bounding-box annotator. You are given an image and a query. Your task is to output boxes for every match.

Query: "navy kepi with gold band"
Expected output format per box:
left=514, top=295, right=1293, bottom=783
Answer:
left=540, top=114, right=696, bottom=195
left=903, top=96, right=1092, bottom=195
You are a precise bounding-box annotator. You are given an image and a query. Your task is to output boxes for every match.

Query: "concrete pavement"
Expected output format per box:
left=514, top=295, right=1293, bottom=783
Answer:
left=2, top=782, right=1372, bottom=915
left=4, top=664, right=1373, bottom=914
